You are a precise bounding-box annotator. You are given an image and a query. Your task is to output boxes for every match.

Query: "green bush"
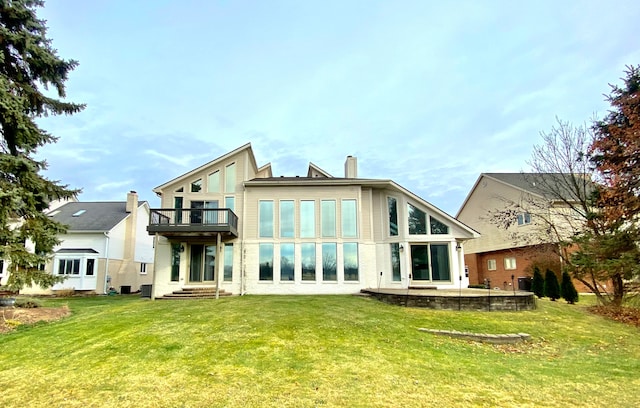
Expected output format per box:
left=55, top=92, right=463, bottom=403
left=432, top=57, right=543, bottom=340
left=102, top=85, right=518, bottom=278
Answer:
left=15, top=297, right=43, bottom=308
left=561, top=271, right=579, bottom=304
left=532, top=267, right=545, bottom=298
left=467, top=284, right=486, bottom=289
left=544, top=269, right=561, bottom=301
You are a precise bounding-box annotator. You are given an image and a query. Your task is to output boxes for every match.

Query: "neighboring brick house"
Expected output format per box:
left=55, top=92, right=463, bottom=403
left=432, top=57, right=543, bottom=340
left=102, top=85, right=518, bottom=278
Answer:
left=148, top=143, right=479, bottom=298
left=456, top=173, right=584, bottom=290
left=21, top=192, right=155, bottom=295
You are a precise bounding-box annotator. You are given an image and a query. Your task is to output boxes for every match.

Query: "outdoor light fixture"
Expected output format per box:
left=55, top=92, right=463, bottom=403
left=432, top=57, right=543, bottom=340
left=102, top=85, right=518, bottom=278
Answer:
left=455, top=243, right=462, bottom=251
left=399, top=244, right=404, bottom=252
left=180, top=245, right=185, bottom=253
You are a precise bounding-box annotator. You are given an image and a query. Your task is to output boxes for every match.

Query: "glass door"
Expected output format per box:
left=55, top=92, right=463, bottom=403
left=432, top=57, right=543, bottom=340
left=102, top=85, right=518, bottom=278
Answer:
left=410, top=245, right=430, bottom=282
left=189, top=244, right=216, bottom=283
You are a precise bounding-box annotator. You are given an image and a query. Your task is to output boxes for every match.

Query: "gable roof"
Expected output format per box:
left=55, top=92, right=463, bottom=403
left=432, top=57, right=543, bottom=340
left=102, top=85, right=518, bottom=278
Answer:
left=48, top=201, right=147, bottom=232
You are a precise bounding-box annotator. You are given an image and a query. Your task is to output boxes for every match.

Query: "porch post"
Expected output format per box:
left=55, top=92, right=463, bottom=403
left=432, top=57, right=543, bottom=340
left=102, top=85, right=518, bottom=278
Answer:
left=215, top=234, right=221, bottom=299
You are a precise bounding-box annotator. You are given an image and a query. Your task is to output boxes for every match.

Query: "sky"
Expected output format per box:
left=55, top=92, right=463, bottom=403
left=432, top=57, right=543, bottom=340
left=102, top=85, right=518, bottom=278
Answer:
left=34, top=0, right=640, bottom=215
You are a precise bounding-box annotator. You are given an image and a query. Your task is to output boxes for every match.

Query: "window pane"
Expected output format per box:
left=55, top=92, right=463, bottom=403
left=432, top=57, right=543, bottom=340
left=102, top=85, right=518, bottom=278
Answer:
left=341, top=199, right=357, bottom=238
left=388, top=197, right=398, bottom=236
left=171, top=244, right=181, bottom=281
left=225, top=196, right=235, bottom=212
left=430, top=244, right=450, bottom=281
left=204, top=245, right=216, bottom=281
left=58, top=259, right=65, bottom=275
left=322, top=243, right=337, bottom=281
left=343, top=243, right=358, bottom=281
left=86, top=259, right=95, bottom=276
left=280, top=200, right=295, bottom=238
left=174, top=197, right=183, bottom=223
left=430, top=216, right=449, bottom=234
left=207, top=171, right=220, bottom=193
left=300, top=201, right=315, bottom=238
left=259, top=201, right=274, bottom=238
left=191, top=178, right=202, bottom=193
left=224, top=244, right=233, bottom=281
left=391, top=243, right=401, bottom=281
left=411, top=245, right=430, bottom=280
left=280, top=243, right=294, bottom=281
left=190, top=244, right=203, bottom=282
left=301, top=243, right=316, bottom=281
left=259, top=244, right=273, bottom=281
left=408, top=204, right=427, bottom=235
left=225, top=163, right=236, bottom=193
left=72, top=259, right=80, bottom=275
left=321, top=200, right=336, bottom=237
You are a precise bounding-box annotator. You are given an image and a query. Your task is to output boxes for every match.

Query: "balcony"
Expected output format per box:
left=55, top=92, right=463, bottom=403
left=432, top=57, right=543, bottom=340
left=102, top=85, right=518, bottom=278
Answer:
left=147, top=208, right=238, bottom=238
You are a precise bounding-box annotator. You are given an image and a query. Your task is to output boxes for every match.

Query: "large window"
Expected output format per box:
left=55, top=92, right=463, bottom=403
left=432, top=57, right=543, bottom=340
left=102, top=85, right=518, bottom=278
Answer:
left=280, top=200, right=295, bottom=238
left=301, top=243, right=316, bottom=281
left=391, top=243, right=401, bottom=281
left=430, top=216, right=449, bottom=234
left=410, top=243, right=451, bottom=282
left=225, top=196, right=235, bottom=212
left=225, top=163, right=236, bottom=193
left=343, top=243, right=358, bottom=281
left=207, top=171, right=220, bottom=193
left=300, top=201, right=315, bottom=238
left=504, top=257, right=517, bottom=270
left=322, top=243, right=337, bottom=281
left=280, top=243, right=294, bottom=281
left=259, top=244, right=273, bottom=281
left=259, top=200, right=274, bottom=238
left=321, top=200, right=336, bottom=237
left=224, top=244, right=233, bottom=281
left=171, top=243, right=180, bottom=281
left=58, top=259, right=80, bottom=275
left=388, top=197, right=398, bottom=236
left=189, top=245, right=215, bottom=282
left=408, top=203, right=427, bottom=235
left=430, top=244, right=450, bottom=281
left=341, top=199, right=357, bottom=238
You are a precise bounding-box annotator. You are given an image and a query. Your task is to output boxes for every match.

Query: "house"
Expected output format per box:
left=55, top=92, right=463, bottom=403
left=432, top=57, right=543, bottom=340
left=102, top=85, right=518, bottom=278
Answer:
left=148, top=143, right=479, bottom=298
left=22, top=191, right=155, bottom=295
left=456, top=173, right=587, bottom=290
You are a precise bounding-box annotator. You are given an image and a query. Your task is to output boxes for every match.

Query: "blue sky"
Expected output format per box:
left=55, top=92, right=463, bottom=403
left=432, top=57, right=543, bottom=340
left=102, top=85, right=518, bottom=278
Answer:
left=35, top=0, right=640, bottom=215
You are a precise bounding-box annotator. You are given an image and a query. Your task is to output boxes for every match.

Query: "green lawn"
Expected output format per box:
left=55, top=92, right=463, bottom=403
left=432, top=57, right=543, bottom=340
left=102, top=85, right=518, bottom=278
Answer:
left=1, top=295, right=638, bottom=407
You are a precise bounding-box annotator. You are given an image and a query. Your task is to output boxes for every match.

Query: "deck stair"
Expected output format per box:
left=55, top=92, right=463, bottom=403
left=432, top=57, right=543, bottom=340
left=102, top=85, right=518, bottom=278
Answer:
left=160, top=287, right=231, bottom=299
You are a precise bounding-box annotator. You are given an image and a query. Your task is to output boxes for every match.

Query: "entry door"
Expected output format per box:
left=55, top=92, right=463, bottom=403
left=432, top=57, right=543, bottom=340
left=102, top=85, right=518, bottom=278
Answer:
left=189, top=244, right=216, bottom=282
left=410, top=245, right=430, bottom=282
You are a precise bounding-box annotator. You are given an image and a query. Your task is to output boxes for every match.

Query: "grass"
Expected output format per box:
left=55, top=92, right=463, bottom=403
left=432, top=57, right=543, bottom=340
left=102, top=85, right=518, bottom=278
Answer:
left=1, top=295, right=639, bottom=407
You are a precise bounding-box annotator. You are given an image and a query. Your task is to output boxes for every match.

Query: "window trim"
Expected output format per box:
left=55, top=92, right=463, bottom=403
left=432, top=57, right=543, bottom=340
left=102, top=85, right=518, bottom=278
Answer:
left=487, top=259, right=497, bottom=271
left=504, top=257, right=517, bottom=270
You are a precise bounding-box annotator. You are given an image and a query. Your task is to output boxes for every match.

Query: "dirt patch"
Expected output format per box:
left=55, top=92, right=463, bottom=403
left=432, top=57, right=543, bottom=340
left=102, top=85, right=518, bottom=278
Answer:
left=1, top=305, right=71, bottom=333
left=589, top=305, right=640, bottom=328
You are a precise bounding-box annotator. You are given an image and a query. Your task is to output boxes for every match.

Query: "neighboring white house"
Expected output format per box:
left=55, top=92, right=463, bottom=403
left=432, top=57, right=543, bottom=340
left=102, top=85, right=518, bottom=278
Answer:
left=22, top=191, right=155, bottom=295
left=148, top=143, right=479, bottom=298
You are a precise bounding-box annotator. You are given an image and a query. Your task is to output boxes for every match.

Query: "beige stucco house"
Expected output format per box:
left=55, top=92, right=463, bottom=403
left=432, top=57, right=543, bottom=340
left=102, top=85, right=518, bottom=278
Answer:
left=148, top=143, right=479, bottom=298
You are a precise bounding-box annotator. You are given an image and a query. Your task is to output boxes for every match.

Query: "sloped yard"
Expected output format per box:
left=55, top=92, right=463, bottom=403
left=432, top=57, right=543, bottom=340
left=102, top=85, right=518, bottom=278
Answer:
left=1, top=295, right=638, bottom=407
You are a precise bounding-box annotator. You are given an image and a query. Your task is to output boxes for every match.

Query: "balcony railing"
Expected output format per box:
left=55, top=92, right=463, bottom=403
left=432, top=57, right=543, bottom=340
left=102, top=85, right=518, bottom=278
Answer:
left=147, top=208, right=238, bottom=237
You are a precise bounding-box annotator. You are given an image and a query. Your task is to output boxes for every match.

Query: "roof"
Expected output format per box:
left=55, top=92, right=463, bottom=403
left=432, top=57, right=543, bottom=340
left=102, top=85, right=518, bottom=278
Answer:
left=48, top=201, right=146, bottom=232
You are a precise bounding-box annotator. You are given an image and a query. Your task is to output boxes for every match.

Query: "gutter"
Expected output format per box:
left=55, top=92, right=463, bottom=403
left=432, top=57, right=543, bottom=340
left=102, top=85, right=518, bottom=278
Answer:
left=103, top=231, right=110, bottom=294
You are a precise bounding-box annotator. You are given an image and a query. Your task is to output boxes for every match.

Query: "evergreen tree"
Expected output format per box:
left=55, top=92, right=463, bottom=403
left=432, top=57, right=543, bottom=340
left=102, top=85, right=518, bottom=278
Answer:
left=0, top=0, right=84, bottom=291
left=531, top=266, right=544, bottom=298
left=560, top=271, right=579, bottom=304
left=544, top=269, right=560, bottom=301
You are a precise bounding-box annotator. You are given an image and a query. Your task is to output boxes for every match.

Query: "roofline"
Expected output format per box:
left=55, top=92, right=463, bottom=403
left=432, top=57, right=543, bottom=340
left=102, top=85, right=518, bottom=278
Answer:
left=307, top=162, right=333, bottom=178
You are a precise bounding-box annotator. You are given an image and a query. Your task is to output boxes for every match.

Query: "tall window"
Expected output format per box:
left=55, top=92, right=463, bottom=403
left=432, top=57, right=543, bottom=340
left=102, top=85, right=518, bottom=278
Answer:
left=341, top=199, right=357, bottom=238
left=191, top=178, right=202, bottom=193
left=225, top=163, right=236, bottom=193
left=391, top=243, right=401, bottom=281
left=280, top=243, right=294, bottom=281
left=207, top=171, right=220, bottom=192
left=171, top=243, right=180, bottom=281
left=259, top=200, right=274, bottom=238
left=174, top=197, right=183, bottom=224
left=301, top=243, right=316, bottom=281
left=189, top=245, right=215, bottom=282
left=388, top=197, right=398, bottom=236
left=259, top=244, right=274, bottom=281
left=430, top=216, right=449, bottom=234
left=343, top=243, right=358, bottom=281
left=408, top=203, right=427, bottom=235
left=300, top=201, right=315, bottom=238
left=225, top=196, right=235, bottom=212
left=321, top=200, right=336, bottom=237
left=430, top=244, right=450, bottom=281
left=322, top=243, right=337, bottom=281
left=224, top=244, right=233, bottom=281
left=280, top=200, right=295, bottom=238
left=86, top=259, right=96, bottom=276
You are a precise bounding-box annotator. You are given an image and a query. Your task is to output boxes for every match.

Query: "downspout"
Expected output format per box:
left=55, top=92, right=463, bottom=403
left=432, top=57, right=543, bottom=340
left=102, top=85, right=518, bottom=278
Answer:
left=241, top=183, right=247, bottom=295
left=103, top=231, right=110, bottom=295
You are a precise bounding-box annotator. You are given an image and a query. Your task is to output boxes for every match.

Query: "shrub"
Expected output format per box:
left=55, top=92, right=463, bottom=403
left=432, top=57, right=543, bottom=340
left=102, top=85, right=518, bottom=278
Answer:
left=561, top=271, right=579, bottom=304
left=544, top=269, right=561, bottom=301
left=467, top=284, right=486, bottom=289
left=532, top=267, right=545, bottom=298
left=15, top=297, right=43, bottom=308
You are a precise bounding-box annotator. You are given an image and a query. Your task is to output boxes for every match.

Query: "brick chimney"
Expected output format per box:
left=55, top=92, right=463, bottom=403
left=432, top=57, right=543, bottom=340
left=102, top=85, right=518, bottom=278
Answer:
left=126, top=191, right=138, bottom=213
left=344, top=156, right=357, bottom=178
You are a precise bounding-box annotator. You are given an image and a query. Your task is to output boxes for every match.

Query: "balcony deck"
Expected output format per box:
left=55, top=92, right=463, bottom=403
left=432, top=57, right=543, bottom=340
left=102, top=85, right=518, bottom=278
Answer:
left=147, top=208, right=238, bottom=238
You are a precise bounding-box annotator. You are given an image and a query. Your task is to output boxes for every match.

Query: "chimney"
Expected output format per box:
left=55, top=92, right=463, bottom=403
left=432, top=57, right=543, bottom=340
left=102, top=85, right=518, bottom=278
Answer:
left=344, top=156, right=357, bottom=178
left=126, top=191, right=138, bottom=213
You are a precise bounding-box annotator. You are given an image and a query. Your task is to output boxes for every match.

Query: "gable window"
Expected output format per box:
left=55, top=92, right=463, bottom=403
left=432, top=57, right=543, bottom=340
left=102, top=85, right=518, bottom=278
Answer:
left=224, top=244, right=233, bottom=281
left=430, top=216, right=449, bottom=234
left=487, top=259, right=497, bottom=271
left=322, top=243, right=337, bottom=281
left=191, top=178, right=202, bottom=193
left=408, top=204, right=427, bottom=235
left=301, top=243, right=316, bottom=281
left=259, top=244, right=273, bottom=281
left=225, top=163, right=236, bottom=193
left=259, top=200, right=274, bottom=238
left=504, top=257, right=517, bottom=270
left=280, top=243, right=294, bottom=281
left=388, top=197, right=398, bottom=236
left=175, top=187, right=184, bottom=193
left=207, top=171, right=220, bottom=193
left=517, top=213, right=531, bottom=225
left=140, top=262, right=147, bottom=274
left=300, top=201, right=315, bottom=238
left=321, top=200, right=336, bottom=237
left=341, top=199, right=357, bottom=238
left=280, top=200, right=295, bottom=238
left=343, top=243, right=359, bottom=281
